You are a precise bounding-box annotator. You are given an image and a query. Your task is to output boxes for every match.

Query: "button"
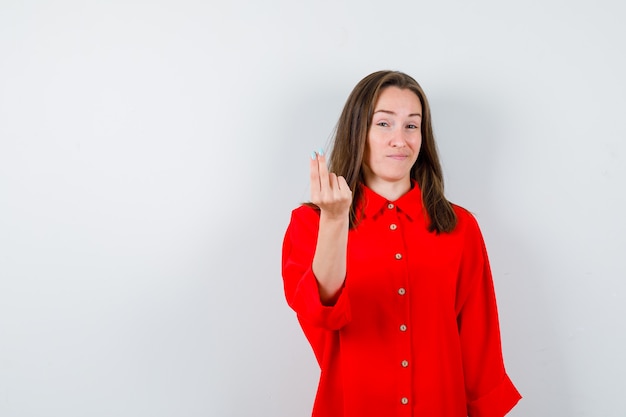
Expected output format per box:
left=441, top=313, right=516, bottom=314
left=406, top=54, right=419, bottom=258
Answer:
left=398, top=288, right=406, bottom=295
left=387, top=203, right=394, bottom=209
left=395, top=253, right=402, bottom=260
left=401, top=397, right=409, bottom=405
left=399, top=324, right=407, bottom=332
left=390, top=223, right=397, bottom=230
left=401, top=360, right=409, bottom=367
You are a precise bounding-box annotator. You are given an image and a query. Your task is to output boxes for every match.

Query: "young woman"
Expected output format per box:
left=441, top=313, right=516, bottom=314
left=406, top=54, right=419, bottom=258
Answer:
left=282, top=70, right=521, bottom=417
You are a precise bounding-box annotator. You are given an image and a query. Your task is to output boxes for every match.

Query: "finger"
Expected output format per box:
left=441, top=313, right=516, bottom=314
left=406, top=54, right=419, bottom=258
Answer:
left=329, top=172, right=339, bottom=193
left=309, top=152, right=321, bottom=196
left=317, top=151, right=330, bottom=192
left=337, top=175, right=352, bottom=194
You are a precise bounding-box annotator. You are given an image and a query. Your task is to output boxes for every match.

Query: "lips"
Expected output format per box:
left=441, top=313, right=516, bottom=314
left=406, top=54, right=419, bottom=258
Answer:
left=388, top=154, right=409, bottom=160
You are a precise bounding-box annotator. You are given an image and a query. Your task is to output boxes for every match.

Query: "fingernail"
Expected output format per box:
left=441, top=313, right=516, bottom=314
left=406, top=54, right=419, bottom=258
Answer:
left=318, top=148, right=324, bottom=156
left=311, top=151, right=317, bottom=160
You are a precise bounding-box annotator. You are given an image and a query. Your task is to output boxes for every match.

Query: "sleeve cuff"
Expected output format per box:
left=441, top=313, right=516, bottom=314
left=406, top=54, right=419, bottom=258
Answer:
left=293, top=267, right=351, bottom=330
left=467, top=373, right=521, bottom=417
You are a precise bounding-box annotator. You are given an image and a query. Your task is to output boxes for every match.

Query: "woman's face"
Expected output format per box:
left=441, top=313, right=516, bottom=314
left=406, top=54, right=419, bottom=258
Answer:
left=363, top=86, right=422, bottom=190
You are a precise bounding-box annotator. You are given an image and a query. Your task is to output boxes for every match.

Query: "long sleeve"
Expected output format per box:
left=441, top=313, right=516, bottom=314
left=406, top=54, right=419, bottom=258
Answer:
left=282, top=206, right=352, bottom=331
left=455, top=212, right=521, bottom=417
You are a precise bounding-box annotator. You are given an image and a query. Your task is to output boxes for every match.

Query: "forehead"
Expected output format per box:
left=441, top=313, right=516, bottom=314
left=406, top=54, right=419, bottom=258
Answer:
left=374, top=86, right=422, bottom=112
left=374, top=86, right=422, bottom=110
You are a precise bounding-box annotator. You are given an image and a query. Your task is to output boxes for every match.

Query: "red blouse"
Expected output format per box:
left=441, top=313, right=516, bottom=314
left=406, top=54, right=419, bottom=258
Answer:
left=282, top=184, right=521, bottom=417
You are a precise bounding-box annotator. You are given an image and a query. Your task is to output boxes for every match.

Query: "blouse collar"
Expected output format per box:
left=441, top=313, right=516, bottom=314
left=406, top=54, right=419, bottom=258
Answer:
left=358, top=180, right=424, bottom=222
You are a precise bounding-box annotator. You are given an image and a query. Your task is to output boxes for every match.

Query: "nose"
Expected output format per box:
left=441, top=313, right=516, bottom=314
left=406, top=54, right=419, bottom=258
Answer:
left=389, top=130, right=407, bottom=147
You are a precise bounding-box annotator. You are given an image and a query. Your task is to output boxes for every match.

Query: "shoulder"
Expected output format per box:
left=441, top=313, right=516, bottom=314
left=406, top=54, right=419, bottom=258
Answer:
left=451, top=203, right=482, bottom=237
left=286, top=204, right=321, bottom=235
left=452, top=203, right=474, bottom=220
left=291, top=204, right=320, bottom=221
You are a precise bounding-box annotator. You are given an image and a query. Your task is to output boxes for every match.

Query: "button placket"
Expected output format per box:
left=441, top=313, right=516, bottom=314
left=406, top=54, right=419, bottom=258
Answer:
left=386, top=200, right=411, bottom=411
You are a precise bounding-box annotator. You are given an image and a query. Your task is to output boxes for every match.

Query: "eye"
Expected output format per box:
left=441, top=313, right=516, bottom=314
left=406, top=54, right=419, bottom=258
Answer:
left=376, top=121, right=389, bottom=127
left=406, top=124, right=419, bottom=129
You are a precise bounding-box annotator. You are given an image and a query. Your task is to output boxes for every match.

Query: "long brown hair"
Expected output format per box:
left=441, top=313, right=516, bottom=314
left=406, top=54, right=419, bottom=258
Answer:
left=328, top=70, right=457, bottom=233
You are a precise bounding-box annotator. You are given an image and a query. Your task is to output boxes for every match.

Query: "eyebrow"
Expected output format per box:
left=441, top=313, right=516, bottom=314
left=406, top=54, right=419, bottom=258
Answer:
left=373, top=109, right=422, bottom=118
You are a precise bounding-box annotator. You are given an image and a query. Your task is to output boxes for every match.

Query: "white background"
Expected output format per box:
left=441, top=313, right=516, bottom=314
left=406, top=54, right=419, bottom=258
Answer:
left=1, top=1, right=625, bottom=416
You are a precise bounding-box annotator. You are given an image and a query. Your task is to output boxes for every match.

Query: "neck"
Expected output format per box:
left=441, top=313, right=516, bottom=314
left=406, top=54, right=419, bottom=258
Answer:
left=364, top=177, right=412, bottom=201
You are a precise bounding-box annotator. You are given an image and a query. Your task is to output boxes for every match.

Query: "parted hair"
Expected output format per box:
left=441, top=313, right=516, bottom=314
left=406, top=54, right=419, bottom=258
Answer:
left=328, top=70, right=457, bottom=233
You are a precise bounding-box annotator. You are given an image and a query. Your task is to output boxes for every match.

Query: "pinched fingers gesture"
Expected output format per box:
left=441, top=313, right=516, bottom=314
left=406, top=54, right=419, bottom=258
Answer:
left=310, top=151, right=352, bottom=219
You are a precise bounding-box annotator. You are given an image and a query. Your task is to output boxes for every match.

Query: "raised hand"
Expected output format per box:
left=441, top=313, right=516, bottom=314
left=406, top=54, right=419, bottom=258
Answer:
left=310, top=150, right=352, bottom=220
left=309, top=150, right=352, bottom=304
